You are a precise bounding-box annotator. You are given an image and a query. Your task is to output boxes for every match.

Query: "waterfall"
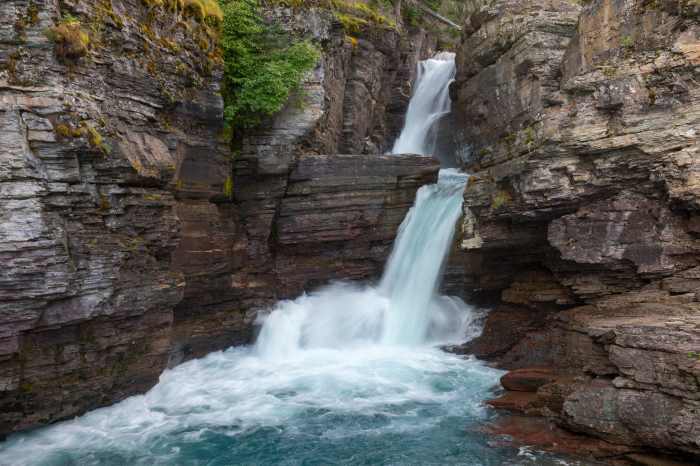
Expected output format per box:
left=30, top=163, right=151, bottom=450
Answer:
left=380, top=174, right=467, bottom=345
left=391, top=52, right=456, bottom=157
left=256, top=51, right=465, bottom=353
left=0, top=54, right=545, bottom=466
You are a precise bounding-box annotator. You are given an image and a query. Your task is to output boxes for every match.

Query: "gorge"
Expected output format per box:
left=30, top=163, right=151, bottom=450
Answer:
left=1, top=0, right=699, bottom=465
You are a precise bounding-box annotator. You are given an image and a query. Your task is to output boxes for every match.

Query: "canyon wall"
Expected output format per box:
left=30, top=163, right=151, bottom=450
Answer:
left=452, top=0, right=700, bottom=458
left=0, top=0, right=440, bottom=437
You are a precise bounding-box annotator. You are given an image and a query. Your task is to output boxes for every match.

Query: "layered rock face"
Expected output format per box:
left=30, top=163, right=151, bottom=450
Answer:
left=242, top=5, right=437, bottom=161
left=452, top=0, right=700, bottom=457
left=0, top=0, right=227, bottom=436
left=0, top=0, right=441, bottom=437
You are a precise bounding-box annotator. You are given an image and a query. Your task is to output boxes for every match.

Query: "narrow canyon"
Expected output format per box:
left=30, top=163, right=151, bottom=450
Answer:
left=0, top=0, right=698, bottom=465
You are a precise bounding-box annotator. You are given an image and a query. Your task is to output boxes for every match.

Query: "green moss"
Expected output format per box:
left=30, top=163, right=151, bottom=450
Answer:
left=491, top=190, right=512, bottom=210
left=621, top=35, right=634, bottom=49
left=477, top=147, right=491, bottom=158
left=46, top=16, right=91, bottom=61
left=648, top=87, right=657, bottom=106
left=180, top=0, right=223, bottom=24
left=524, top=126, right=536, bottom=146
left=98, top=194, right=111, bottom=211
left=54, top=123, right=72, bottom=138
left=223, top=175, right=234, bottom=198
left=85, top=125, right=102, bottom=147
left=54, top=122, right=85, bottom=139
left=19, top=382, right=34, bottom=393
left=27, top=2, right=39, bottom=26
left=335, top=12, right=368, bottom=32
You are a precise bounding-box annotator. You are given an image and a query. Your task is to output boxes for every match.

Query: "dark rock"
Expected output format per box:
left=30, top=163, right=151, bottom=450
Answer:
left=484, top=414, right=634, bottom=461
left=486, top=391, right=540, bottom=412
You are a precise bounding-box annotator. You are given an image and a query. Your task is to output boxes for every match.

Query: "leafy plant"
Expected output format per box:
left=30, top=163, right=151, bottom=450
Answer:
left=219, top=0, right=320, bottom=132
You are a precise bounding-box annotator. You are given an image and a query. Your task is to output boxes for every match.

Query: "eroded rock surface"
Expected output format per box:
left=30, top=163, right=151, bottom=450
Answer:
left=0, top=0, right=225, bottom=436
left=452, top=0, right=700, bottom=457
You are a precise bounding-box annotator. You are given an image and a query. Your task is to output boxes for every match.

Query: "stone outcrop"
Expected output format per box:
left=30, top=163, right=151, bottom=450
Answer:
left=451, top=0, right=700, bottom=458
left=0, top=0, right=441, bottom=437
left=241, top=4, right=437, bottom=164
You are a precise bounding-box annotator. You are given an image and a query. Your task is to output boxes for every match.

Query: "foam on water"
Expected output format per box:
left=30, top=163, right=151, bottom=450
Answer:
left=0, top=172, right=582, bottom=466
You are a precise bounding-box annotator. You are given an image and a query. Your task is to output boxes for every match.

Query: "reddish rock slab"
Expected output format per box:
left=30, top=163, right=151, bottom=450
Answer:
left=484, top=414, right=633, bottom=462
left=487, top=391, right=540, bottom=412
left=624, top=453, right=698, bottom=466
left=501, top=367, right=557, bottom=392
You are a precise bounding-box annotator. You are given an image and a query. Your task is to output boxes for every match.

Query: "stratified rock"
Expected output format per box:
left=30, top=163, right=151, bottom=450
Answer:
left=484, top=414, right=634, bottom=461
left=452, top=0, right=700, bottom=456
left=171, top=5, right=442, bottom=361
left=172, top=152, right=439, bottom=360
left=0, top=0, right=224, bottom=437
left=486, top=391, right=540, bottom=412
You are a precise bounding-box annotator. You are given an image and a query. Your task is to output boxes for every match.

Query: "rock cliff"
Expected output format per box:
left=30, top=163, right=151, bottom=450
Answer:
left=452, top=0, right=700, bottom=458
left=0, top=0, right=440, bottom=437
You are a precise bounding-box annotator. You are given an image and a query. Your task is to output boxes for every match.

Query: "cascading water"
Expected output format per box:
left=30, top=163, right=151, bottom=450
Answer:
left=0, top=54, right=590, bottom=466
left=255, top=168, right=476, bottom=359
left=380, top=176, right=467, bottom=345
left=391, top=52, right=455, bottom=157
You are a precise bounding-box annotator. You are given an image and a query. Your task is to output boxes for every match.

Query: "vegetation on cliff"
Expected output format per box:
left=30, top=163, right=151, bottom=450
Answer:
left=219, top=0, right=320, bottom=132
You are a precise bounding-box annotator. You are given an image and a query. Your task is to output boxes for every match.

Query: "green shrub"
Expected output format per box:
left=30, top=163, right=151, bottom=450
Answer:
left=219, top=0, right=319, bottom=131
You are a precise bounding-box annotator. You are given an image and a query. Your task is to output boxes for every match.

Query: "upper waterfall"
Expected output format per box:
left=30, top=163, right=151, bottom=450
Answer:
left=391, top=52, right=456, bottom=157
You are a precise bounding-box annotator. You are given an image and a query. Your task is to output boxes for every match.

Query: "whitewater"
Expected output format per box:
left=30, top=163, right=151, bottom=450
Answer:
left=0, top=53, right=587, bottom=466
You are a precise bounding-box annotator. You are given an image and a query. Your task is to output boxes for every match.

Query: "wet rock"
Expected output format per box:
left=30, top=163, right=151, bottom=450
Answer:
left=484, top=414, right=634, bottom=462
left=457, top=304, right=551, bottom=361
left=486, top=391, right=540, bottom=412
